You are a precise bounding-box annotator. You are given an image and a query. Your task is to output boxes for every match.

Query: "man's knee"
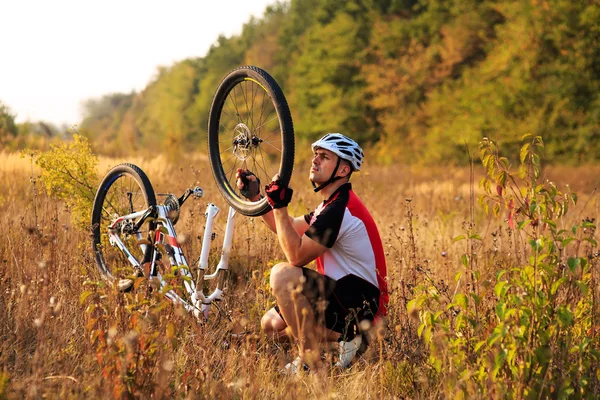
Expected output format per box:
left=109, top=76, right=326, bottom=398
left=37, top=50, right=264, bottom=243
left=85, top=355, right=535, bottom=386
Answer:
left=261, top=308, right=286, bottom=334
left=260, top=313, right=272, bottom=333
left=261, top=313, right=277, bottom=334
left=269, top=262, right=302, bottom=297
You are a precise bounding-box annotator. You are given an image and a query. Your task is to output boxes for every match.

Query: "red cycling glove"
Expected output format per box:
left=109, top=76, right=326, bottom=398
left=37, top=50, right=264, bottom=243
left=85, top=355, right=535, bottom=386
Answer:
left=265, top=179, right=293, bottom=209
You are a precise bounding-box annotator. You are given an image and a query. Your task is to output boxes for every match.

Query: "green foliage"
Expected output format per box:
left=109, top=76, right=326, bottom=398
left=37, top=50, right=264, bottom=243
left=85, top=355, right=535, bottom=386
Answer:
left=0, top=101, right=18, bottom=147
left=288, top=7, right=373, bottom=143
left=423, top=1, right=600, bottom=164
left=0, top=370, right=8, bottom=398
left=13, top=0, right=600, bottom=164
left=273, top=0, right=321, bottom=83
left=409, top=136, right=600, bottom=397
left=80, top=92, right=137, bottom=156
left=137, top=60, right=204, bottom=158
left=27, top=133, right=99, bottom=228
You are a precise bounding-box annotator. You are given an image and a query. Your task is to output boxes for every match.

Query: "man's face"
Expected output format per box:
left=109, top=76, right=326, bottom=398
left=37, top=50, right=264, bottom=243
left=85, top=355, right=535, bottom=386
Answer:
left=310, top=148, right=340, bottom=184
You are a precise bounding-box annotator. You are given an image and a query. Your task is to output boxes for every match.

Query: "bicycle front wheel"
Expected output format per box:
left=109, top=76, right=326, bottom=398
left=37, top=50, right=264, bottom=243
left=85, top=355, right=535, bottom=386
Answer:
left=208, top=66, right=295, bottom=216
left=91, top=163, right=157, bottom=282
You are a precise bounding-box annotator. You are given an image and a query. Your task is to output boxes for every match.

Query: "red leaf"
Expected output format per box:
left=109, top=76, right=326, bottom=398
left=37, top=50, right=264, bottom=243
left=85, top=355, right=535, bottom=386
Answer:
left=508, top=210, right=515, bottom=230
left=496, top=185, right=503, bottom=197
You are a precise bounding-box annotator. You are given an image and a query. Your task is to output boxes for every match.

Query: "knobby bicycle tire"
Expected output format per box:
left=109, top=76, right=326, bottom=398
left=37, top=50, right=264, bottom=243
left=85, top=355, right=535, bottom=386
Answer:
left=208, top=66, right=294, bottom=216
left=91, top=163, right=156, bottom=281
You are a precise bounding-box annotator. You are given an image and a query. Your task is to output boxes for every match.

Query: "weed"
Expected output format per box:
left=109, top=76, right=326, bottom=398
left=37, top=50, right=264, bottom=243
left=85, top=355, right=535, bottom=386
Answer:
left=1, top=142, right=598, bottom=398
left=410, top=135, right=600, bottom=397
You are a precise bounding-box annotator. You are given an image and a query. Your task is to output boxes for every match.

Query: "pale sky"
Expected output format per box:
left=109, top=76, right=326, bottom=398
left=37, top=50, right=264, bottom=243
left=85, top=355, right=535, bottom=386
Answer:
left=0, top=0, right=278, bottom=126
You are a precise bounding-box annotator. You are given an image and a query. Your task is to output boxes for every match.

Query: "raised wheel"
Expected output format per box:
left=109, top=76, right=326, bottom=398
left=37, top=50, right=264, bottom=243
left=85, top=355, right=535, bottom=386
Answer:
left=91, top=163, right=156, bottom=282
left=208, top=66, right=295, bottom=216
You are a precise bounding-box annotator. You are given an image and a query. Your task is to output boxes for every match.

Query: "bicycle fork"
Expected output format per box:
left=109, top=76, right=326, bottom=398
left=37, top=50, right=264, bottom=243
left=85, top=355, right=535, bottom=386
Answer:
left=192, top=203, right=237, bottom=319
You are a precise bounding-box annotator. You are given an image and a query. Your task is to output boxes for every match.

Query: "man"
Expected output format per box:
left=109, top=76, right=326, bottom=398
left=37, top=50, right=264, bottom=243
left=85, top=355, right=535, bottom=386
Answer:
left=236, top=133, right=388, bottom=373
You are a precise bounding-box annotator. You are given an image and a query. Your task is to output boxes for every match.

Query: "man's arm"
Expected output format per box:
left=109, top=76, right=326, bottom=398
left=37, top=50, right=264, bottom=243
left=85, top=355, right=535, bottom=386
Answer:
left=259, top=209, right=309, bottom=236
left=238, top=169, right=309, bottom=235
left=272, top=207, right=327, bottom=266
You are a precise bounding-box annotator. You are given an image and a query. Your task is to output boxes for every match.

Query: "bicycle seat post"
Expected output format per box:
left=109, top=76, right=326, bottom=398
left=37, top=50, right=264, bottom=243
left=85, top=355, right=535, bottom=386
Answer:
left=196, top=203, right=219, bottom=290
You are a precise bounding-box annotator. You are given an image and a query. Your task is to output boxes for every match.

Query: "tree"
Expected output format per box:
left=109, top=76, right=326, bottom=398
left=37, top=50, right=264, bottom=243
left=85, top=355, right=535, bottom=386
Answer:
left=0, top=101, right=18, bottom=148
left=69, top=0, right=600, bottom=164
left=136, top=60, right=203, bottom=157
left=287, top=1, right=376, bottom=143
left=80, top=92, right=137, bottom=155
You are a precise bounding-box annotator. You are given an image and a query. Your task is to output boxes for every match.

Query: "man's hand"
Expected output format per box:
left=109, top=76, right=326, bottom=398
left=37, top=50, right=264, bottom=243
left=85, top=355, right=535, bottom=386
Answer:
left=265, top=176, right=293, bottom=209
left=236, top=169, right=261, bottom=201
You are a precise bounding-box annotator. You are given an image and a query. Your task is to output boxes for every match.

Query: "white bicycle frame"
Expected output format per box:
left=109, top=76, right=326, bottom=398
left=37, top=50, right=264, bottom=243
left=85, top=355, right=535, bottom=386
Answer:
left=107, top=189, right=237, bottom=319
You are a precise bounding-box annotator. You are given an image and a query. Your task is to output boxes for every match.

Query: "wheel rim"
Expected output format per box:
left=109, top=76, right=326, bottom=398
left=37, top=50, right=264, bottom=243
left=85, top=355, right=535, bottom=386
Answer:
left=216, top=77, right=285, bottom=201
left=95, top=173, right=152, bottom=279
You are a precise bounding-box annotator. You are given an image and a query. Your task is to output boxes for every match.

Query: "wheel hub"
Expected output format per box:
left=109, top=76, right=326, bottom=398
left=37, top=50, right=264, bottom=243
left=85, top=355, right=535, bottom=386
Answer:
left=232, top=123, right=262, bottom=160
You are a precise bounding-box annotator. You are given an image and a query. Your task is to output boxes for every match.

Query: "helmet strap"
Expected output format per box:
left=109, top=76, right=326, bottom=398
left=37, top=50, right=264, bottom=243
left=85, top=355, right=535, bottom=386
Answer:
left=313, top=157, right=342, bottom=193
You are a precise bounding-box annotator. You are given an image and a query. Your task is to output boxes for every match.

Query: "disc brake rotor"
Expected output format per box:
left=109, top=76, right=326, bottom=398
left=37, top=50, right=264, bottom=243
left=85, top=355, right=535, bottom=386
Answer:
left=232, top=123, right=262, bottom=161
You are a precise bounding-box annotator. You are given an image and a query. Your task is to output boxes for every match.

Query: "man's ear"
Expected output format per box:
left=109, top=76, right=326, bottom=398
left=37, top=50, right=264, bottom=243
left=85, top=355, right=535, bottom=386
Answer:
left=338, top=162, right=352, bottom=178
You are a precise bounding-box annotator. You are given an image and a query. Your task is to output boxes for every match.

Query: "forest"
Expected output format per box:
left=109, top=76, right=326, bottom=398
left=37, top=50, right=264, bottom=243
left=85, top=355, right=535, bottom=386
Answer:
left=1, top=0, right=599, bottom=164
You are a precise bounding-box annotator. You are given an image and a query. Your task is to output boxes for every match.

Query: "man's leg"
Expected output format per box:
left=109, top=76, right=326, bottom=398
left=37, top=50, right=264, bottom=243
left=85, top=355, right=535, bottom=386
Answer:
left=261, top=308, right=341, bottom=342
left=323, top=274, right=380, bottom=368
left=269, top=262, right=321, bottom=366
left=260, top=307, right=289, bottom=341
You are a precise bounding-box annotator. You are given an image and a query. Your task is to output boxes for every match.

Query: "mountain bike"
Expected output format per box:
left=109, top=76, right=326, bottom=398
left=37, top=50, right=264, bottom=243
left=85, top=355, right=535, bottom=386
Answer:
left=90, top=66, right=294, bottom=319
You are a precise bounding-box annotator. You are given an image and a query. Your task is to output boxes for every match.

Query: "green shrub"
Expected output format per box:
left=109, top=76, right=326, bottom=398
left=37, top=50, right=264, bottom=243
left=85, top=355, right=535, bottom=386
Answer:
left=409, top=135, right=599, bottom=398
left=25, top=133, right=98, bottom=228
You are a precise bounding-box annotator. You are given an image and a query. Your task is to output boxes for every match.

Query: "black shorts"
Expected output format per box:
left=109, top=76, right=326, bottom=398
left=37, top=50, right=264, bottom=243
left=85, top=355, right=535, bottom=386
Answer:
left=275, top=268, right=380, bottom=340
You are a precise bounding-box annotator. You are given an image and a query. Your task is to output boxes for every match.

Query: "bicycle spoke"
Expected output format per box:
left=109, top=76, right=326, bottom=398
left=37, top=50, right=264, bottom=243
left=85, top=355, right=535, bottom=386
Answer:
left=226, top=156, right=240, bottom=185
left=223, top=100, right=238, bottom=124
left=252, top=147, right=271, bottom=182
left=251, top=152, right=267, bottom=186
left=220, top=105, right=236, bottom=121
left=223, top=156, right=245, bottom=182
left=253, top=115, right=280, bottom=134
left=257, top=145, right=274, bottom=178
left=235, top=84, right=248, bottom=126
left=258, top=129, right=281, bottom=145
left=256, top=90, right=270, bottom=135
left=251, top=155, right=259, bottom=183
left=222, top=155, right=238, bottom=176
left=250, top=81, right=259, bottom=133
left=219, top=120, right=235, bottom=135
left=228, top=88, right=243, bottom=126
left=261, top=140, right=283, bottom=153
left=240, top=82, right=250, bottom=128
left=220, top=153, right=239, bottom=167
left=218, top=144, right=234, bottom=154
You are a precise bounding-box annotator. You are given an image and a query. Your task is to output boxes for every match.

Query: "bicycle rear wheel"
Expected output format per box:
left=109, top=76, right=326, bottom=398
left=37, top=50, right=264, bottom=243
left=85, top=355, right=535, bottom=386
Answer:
left=91, top=163, right=157, bottom=282
left=208, top=66, right=295, bottom=216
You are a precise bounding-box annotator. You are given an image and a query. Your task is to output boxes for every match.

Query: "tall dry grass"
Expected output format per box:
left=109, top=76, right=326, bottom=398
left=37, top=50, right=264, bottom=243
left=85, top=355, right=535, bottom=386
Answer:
left=1, top=150, right=599, bottom=398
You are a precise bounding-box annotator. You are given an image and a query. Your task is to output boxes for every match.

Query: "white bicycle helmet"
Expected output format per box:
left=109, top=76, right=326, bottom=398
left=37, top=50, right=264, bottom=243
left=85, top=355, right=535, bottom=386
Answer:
left=311, top=133, right=364, bottom=171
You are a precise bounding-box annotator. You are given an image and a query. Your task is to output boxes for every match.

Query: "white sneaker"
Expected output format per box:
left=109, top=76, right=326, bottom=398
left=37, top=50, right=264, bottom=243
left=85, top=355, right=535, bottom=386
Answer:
left=280, top=356, right=309, bottom=376
left=334, top=335, right=362, bottom=369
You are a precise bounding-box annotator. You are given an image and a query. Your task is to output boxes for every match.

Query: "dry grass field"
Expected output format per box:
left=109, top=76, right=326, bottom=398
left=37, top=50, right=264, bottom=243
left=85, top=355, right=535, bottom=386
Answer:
left=1, top=148, right=599, bottom=399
